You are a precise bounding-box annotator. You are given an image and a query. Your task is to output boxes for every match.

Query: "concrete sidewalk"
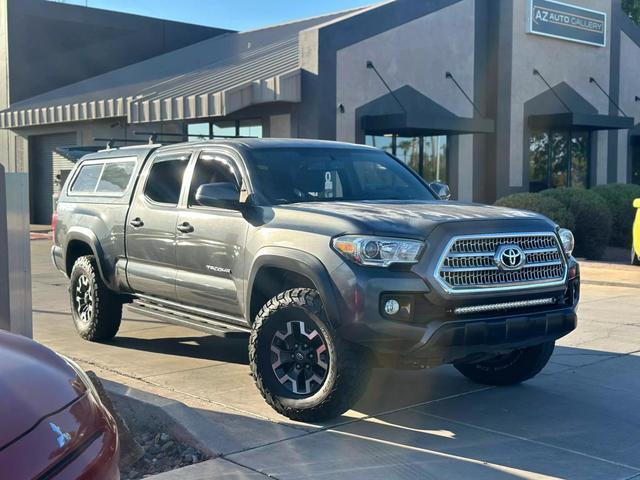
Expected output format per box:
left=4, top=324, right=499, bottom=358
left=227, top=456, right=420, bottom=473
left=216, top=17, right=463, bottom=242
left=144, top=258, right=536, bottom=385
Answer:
left=30, top=241, right=640, bottom=479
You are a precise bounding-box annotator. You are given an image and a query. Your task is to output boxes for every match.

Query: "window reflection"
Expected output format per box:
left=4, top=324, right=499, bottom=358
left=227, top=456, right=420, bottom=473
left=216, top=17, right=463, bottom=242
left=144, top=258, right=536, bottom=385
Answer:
left=529, top=129, right=590, bottom=191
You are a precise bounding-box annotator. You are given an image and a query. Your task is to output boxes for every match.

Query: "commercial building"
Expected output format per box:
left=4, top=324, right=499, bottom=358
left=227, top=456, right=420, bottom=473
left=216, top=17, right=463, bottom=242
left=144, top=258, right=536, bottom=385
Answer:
left=1, top=0, right=639, bottom=223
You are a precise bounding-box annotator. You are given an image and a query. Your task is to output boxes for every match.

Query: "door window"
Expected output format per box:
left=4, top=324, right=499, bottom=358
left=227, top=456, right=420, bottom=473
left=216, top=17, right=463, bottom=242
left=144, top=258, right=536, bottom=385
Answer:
left=144, top=154, right=190, bottom=205
left=188, top=153, right=240, bottom=207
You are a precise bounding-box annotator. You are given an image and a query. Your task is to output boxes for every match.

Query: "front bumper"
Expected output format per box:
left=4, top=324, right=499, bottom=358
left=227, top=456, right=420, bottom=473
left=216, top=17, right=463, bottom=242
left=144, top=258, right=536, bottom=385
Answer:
left=332, top=253, right=579, bottom=367
left=398, top=307, right=576, bottom=368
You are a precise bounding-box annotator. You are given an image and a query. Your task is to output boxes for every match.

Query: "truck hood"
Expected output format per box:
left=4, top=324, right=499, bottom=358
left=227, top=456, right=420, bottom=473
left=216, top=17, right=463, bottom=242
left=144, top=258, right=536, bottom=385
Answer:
left=274, top=200, right=552, bottom=238
left=0, top=331, right=85, bottom=449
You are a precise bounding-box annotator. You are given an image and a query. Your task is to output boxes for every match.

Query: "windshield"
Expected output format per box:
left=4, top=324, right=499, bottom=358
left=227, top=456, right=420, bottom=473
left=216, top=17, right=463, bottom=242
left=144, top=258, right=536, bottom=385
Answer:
left=246, top=147, right=437, bottom=205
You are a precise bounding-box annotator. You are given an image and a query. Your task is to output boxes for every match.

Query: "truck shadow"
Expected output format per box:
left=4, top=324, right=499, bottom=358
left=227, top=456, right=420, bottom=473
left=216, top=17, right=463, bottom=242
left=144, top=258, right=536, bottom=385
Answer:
left=170, top=344, right=638, bottom=479
left=107, top=334, right=250, bottom=365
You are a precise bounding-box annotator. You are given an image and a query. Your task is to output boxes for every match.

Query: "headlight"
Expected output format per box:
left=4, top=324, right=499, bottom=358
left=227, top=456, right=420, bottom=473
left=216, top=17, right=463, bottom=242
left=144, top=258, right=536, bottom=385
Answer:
left=332, top=235, right=424, bottom=267
left=558, top=228, right=575, bottom=256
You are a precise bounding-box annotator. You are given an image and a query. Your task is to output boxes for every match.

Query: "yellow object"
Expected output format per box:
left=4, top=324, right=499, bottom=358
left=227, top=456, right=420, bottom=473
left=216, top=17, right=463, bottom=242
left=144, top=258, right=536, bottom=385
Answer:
left=633, top=198, right=640, bottom=265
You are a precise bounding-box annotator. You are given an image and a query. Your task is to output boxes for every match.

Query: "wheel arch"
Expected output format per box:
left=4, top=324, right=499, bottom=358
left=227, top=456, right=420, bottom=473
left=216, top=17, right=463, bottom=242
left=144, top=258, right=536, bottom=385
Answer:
left=64, top=227, right=112, bottom=288
left=246, top=247, right=340, bottom=327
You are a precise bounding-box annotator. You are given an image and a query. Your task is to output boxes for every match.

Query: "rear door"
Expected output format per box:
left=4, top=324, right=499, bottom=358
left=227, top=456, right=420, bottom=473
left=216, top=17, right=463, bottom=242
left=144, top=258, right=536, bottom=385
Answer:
left=125, top=150, right=192, bottom=300
left=174, top=150, right=249, bottom=319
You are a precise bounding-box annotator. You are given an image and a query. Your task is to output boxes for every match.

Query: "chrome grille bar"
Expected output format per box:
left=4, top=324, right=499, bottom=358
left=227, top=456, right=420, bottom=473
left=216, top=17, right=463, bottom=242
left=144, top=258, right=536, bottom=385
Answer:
left=435, top=232, right=567, bottom=294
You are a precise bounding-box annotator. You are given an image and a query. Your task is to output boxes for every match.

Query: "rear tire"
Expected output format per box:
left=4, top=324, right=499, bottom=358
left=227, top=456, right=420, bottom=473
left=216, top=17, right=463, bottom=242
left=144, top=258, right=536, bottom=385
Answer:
left=69, top=255, right=122, bottom=342
left=249, top=288, right=371, bottom=422
left=632, top=248, right=640, bottom=266
left=454, top=341, right=554, bottom=386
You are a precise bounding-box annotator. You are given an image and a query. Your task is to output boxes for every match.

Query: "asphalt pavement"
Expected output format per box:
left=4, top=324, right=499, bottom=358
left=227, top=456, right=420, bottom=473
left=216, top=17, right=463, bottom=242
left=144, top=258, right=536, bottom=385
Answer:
left=30, top=240, right=640, bottom=480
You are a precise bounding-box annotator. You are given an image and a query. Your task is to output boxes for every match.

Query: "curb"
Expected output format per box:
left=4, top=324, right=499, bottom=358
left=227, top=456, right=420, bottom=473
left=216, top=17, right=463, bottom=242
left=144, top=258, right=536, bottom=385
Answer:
left=102, top=378, right=222, bottom=458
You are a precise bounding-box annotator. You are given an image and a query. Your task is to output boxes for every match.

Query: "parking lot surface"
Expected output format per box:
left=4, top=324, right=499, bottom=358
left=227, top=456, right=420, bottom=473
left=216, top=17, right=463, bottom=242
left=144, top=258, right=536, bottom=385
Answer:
left=30, top=240, right=640, bottom=479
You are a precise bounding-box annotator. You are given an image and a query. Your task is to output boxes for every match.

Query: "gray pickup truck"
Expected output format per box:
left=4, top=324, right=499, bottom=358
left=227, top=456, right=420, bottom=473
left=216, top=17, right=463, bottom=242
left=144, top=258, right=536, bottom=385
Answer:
left=52, top=138, right=579, bottom=421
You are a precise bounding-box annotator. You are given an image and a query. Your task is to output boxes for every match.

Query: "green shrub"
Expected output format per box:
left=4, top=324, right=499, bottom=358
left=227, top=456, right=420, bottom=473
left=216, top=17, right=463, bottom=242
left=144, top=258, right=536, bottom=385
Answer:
left=494, top=193, right=575, bottom=231
left=540, top=187, right=612, bottom=260
left=591, top=183, right=640, bottom=248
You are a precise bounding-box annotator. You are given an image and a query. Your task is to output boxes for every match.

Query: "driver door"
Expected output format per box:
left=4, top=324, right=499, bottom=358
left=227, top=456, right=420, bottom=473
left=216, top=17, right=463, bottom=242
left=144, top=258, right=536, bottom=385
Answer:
left=174, top=151, right=249, bottom=319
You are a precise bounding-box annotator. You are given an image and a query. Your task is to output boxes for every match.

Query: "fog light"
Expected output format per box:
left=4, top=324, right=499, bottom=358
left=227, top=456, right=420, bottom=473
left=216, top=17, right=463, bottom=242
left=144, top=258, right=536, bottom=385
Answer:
left=384, top=299, right=400, bottom=315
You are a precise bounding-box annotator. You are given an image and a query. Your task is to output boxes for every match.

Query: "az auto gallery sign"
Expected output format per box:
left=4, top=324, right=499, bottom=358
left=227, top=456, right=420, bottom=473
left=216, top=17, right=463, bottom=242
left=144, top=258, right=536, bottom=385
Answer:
left=528, top=0, right=606, bottom=47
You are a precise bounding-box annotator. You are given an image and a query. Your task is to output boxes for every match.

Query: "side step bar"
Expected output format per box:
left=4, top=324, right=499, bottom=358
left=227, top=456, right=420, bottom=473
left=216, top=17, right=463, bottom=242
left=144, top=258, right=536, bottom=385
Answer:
left=128, top=299, right=250, bottom=339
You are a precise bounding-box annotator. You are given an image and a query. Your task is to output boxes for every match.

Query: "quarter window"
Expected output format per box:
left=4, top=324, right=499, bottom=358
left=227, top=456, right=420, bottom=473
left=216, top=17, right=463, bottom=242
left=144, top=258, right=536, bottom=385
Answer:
left=144, top=154, right=190, bottom=205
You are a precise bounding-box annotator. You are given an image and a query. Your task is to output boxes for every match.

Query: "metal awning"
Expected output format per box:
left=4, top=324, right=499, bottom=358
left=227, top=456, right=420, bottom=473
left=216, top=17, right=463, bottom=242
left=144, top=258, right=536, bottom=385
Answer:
left=528, top=113, right=634, bottom=131
left=362, top=112, right=494, bottom=136
left=0, top=10, right=356, bottom=129
left=358, top=86, right=494, bottom=136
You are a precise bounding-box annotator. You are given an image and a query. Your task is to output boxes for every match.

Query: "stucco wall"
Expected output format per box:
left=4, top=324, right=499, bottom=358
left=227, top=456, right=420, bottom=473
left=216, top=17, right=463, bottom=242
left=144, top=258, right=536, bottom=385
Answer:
left=509, top=0, right=612, bottom=189
left=618, top=31, right=640, bottom=183
left=334, top=0, right=476, bottom=199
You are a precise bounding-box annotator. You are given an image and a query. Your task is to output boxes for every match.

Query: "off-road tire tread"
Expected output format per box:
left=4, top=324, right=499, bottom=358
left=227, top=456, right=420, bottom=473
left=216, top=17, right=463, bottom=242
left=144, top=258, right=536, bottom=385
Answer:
left=249, top=288, right=370, bottom=422
left=69, top=255, right=122, bottom=342
left=454, top=341, right=555, bottom=386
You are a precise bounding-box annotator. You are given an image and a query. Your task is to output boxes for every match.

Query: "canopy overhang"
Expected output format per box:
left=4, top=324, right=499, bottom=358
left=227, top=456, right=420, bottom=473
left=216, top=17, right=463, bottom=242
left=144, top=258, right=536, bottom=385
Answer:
left=362, top=112, right=495, bottom=136
left=0, top=69, right=301, bottom=129
left=528, top=112, right=634, bottom=131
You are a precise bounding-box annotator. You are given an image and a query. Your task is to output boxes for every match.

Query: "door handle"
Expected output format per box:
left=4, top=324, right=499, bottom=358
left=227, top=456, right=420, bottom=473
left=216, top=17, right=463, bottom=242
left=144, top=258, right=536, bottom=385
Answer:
left=177, top=222, right=194, bottom=234
left=129, top=218, right=144, bottom=228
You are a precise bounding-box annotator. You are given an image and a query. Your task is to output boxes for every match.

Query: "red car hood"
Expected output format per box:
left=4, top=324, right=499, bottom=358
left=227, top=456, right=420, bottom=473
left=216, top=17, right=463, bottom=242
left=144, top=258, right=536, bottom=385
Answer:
left=0, top=331, right=85, bottom=448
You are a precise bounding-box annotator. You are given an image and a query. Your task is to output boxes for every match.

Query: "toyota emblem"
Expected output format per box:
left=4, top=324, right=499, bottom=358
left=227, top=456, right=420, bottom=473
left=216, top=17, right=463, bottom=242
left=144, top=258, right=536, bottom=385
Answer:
left=495, top=244, right=526, bottom=271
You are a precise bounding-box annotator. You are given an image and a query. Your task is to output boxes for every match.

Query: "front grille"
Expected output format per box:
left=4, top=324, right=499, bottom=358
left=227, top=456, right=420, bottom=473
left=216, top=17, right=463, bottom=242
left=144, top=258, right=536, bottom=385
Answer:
left=435, top=233, right=566, bottom=293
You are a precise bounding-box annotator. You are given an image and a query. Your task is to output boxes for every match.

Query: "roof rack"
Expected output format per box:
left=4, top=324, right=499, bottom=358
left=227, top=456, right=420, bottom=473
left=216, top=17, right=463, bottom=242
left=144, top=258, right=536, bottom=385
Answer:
left=133, top=131, right=260, bottom=141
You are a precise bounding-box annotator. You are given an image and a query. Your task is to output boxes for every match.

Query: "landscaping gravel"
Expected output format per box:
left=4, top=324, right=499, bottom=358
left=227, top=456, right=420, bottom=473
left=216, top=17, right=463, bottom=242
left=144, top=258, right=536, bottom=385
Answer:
left=120, top=430, right=208, bottom=480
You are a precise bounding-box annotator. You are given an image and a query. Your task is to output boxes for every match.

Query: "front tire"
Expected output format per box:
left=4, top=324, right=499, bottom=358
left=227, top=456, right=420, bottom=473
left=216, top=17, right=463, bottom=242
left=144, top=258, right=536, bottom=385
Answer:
left=69, top=255, right=122, bottom=342
left=454, top=341, right=554, bottom=386
left=249, top=288, right=371, bottom=422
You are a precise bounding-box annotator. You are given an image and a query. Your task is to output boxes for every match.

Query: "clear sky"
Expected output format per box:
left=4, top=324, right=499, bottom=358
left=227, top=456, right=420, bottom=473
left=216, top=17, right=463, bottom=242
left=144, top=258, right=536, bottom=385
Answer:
left=54, top=0, right=372, bottom=31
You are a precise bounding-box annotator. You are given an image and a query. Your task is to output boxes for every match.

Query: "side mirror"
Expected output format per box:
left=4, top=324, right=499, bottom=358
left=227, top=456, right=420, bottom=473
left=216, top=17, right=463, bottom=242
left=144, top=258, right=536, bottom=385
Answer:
left=195, top=182, right=241, bottom=209
left=633, top=198, right=640, bottom=209
left=430, top=182, right=451, bottom=200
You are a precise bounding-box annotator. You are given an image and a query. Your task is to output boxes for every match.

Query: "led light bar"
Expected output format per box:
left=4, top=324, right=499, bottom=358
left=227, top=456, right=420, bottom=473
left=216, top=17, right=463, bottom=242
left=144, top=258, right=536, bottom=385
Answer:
left=453, top=297, right=556, bottom=315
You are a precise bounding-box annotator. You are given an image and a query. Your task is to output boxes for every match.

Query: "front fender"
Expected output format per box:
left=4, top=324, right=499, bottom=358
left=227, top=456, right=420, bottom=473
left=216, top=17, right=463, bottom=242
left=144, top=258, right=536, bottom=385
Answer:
left=246, top=246, right=341, bottom=328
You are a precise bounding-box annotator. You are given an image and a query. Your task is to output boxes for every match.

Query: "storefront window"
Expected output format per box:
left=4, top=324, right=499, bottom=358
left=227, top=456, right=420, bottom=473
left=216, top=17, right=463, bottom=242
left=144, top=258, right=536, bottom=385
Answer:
left=213, top=120, right=238, bottom=137
left=395, top=137, right=420, bottom=173
left=187, top=119, right=263, bottom=140
left=423, top=136, right=447, bottom=183
left=187, top=123, right=209, bottom=141
left=239, top=119, right=263, bottom=138
left=365, top=134, right=448, bottom=183
left=529, top=129, right=590, bottom=192
left=365, top=135, right=393, bottom=155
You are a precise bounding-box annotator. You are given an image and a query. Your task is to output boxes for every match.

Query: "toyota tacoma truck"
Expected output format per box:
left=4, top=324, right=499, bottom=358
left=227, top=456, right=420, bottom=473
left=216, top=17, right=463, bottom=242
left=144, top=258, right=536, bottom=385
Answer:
left=52, top=139, right=579, bottom=421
